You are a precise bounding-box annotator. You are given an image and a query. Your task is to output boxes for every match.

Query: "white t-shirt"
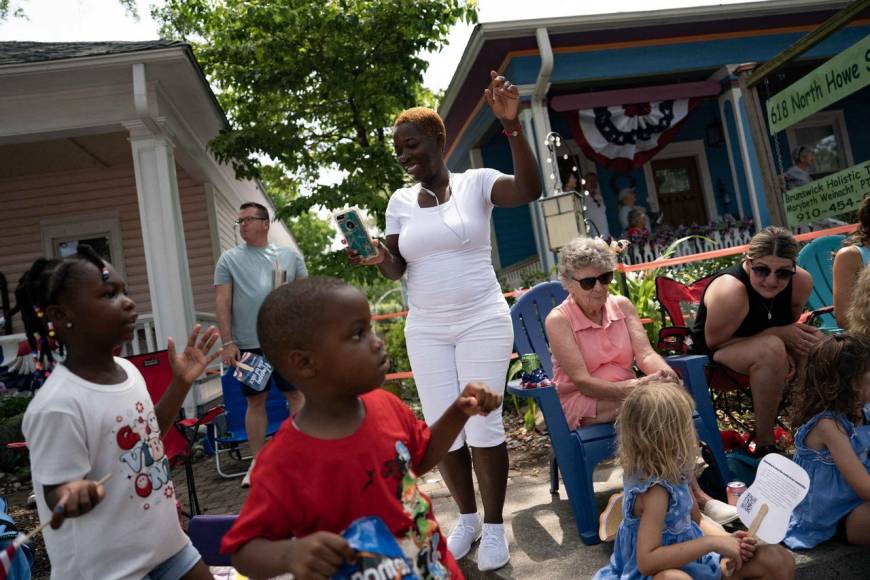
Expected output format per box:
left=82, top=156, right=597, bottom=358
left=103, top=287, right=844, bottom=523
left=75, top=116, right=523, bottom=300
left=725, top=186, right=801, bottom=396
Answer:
left=22, top=358, right=187, bottom=580
left=386, top=168, right=507, bottom=318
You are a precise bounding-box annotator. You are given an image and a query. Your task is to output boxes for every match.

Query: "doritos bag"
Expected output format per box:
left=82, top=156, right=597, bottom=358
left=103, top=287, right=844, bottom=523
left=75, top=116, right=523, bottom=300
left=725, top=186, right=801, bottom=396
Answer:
left=232, top=353, right=273, bottom=392
left=333, top=517, right=417, bottom=580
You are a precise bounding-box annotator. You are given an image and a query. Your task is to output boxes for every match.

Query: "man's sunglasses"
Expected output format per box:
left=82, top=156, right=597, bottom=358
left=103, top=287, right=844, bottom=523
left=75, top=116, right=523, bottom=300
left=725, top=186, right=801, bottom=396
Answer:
left=749, top=262, right=795, bottom=281
left=572, top=271, right=614, bottom=290
left=235, top=217, right=269, bottom=226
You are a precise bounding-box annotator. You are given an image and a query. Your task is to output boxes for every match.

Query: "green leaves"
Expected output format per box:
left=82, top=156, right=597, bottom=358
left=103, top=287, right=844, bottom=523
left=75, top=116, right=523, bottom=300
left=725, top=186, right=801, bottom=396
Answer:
left=156, top=0, right=477, bottom=229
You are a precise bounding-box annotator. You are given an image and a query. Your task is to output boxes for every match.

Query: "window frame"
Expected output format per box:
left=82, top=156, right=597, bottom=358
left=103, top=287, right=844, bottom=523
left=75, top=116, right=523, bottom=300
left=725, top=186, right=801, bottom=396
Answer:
left=40, top=212, right=126, bottom=278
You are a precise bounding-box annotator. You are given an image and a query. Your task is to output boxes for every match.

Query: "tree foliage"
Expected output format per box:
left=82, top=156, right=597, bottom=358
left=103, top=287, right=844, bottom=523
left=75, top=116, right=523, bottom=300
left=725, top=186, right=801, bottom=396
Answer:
left=155, top=0, right=477, bottom=228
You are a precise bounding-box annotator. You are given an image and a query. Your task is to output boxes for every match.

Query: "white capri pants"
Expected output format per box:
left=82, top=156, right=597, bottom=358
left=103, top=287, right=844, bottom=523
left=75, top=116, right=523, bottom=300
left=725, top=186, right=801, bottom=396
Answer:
left=405, top=309, right=514, bottom=452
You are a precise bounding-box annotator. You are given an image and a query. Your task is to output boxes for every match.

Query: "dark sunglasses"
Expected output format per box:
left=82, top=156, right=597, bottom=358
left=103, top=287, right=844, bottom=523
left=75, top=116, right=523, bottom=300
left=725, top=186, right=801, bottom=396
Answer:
left=749, top=262, right=795, bottom=281
left=572, top=271, right=614, bottom=290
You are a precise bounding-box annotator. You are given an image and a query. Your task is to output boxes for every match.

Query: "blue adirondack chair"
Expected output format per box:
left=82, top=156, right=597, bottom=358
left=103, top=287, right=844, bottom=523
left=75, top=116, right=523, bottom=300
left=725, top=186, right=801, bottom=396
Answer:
left=207, top=367, right=291, bottom=478
left=797, top=234, right=845, bottom=333
left=188, top=515, right=238, bottom=566
left=507, top=281, right=731, bottom=545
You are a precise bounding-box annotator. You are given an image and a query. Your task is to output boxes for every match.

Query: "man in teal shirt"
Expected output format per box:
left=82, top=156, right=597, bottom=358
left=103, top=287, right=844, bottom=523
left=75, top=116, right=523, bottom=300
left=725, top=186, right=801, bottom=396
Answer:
left=215, top=202, right=307, bottom=487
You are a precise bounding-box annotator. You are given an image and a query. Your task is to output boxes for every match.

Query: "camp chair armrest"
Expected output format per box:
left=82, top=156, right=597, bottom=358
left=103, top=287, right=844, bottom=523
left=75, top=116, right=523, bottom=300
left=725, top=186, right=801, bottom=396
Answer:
left=506, top=380, right=555, bottom=398
left=799, top=305, right=835, bottom=326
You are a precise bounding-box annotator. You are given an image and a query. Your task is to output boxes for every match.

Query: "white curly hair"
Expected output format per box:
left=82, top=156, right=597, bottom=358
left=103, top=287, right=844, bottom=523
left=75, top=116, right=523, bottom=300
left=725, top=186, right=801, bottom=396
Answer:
left=557, top=236, right=616, bottom=286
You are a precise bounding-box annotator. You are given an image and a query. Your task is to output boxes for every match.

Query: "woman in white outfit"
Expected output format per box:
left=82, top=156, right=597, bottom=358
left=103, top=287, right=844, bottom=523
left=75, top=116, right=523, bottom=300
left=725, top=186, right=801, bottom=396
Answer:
left=348, top=71, right=541, bottom=571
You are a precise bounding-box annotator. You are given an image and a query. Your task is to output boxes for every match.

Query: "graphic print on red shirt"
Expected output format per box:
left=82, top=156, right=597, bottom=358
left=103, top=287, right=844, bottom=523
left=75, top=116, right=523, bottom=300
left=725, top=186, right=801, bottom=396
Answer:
left=221, top=389, right=462, bottom=579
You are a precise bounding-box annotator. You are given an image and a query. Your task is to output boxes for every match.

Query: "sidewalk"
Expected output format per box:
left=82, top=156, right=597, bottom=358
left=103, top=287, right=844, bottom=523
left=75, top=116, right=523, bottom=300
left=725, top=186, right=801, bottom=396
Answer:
left=180, top=447, right=870, bottom=579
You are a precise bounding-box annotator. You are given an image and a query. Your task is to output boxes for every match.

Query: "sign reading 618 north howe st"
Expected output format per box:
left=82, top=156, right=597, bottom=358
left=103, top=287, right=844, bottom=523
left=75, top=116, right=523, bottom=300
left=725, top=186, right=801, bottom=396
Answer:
left=783, top=160, right=870, bottom=227
left=766, top=35, right=870, bottom=135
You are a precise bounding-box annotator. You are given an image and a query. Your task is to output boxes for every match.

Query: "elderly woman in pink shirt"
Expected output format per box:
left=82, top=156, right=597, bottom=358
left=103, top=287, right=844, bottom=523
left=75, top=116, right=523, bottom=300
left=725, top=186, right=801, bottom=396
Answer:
left=544, top=236, right=736, bottom=524
left=545, top=236, right=678, bottom=427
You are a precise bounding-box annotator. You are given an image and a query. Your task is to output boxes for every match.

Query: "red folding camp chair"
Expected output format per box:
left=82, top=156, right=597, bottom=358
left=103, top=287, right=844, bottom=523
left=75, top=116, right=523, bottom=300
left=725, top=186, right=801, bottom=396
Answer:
left=126, top=351, right=224, bottom=517
left=655, top=276, right=755, bottom=432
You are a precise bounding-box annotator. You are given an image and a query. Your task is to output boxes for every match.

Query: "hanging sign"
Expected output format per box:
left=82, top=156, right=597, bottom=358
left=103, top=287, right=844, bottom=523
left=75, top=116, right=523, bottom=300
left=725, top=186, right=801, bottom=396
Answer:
left=767, top=35, right=870, bottom=134
left=784, top=159, right=870, bottom=227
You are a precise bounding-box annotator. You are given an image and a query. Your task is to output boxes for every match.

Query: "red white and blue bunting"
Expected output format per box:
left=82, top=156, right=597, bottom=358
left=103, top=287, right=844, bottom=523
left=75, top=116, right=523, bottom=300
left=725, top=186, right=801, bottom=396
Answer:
left=568, top=98, right=698, bottom=172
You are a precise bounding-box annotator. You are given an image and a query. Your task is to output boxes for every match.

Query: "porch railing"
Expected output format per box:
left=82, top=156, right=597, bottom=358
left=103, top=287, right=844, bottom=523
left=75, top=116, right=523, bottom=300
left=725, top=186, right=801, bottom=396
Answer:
left=120, top=311, right=219, bottom=357
left=499, top=256, right=544, bottom=289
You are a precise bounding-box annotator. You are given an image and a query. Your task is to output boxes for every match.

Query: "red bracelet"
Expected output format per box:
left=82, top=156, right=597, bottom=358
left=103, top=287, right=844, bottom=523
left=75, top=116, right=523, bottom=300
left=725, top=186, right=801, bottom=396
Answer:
left=501, top=125, right=522, bottom=138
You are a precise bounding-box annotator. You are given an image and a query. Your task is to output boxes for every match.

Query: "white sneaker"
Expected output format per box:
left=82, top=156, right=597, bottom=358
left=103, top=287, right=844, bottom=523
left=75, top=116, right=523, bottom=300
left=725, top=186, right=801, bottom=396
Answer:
left=241, top=459, right=256, bottom=488
left=447, top=513, right=482, bottom=560
left=702, top=498, right=738, bottom=525
left=477, top=522, right=510, bottom=572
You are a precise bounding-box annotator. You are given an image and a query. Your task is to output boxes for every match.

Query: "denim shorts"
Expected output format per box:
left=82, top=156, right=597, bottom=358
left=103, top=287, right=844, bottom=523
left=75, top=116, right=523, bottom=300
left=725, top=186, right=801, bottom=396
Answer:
left=146, top=539, right=203, bottom=580
left=239, top=348, right=296, bottom=397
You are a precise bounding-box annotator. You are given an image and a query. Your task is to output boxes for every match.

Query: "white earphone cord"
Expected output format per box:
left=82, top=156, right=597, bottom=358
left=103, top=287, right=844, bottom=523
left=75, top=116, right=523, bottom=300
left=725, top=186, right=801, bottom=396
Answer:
left=420, top=174, right=469, bottom=245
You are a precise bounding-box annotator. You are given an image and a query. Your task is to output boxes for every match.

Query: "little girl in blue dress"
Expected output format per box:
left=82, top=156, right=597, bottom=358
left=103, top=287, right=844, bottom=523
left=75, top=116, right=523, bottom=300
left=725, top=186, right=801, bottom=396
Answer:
left=594, top=381, right=794, bottom=580
left=785, top=333, right=870, bottom=549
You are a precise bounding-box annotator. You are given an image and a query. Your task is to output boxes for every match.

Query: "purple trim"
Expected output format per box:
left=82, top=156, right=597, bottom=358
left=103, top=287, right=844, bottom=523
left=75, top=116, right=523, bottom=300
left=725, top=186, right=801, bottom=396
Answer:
left=444, top=7, right=852, bottom=152
left=551, top=80, right=720, bottom=111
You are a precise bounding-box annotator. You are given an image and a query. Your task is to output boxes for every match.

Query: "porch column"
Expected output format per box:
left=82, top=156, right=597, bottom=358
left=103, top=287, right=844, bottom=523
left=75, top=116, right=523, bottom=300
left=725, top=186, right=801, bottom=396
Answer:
left=718, top=83, right=771, bottom=230
left=125, top=122, right=197, bottom=351
left=518, top=107, right=556, bottom=275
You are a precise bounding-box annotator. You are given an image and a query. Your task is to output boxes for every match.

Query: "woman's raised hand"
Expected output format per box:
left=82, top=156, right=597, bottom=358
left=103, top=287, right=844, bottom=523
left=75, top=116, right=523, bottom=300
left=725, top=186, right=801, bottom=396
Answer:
left=484, top=70, right=520, bottom=122
left=343, top=238, right=386, bottom=266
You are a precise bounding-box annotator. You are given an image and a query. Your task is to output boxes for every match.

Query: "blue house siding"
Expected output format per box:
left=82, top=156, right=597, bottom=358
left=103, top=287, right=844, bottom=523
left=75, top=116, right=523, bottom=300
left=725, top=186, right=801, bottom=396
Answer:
left=480, top=136, right=538, bottom=268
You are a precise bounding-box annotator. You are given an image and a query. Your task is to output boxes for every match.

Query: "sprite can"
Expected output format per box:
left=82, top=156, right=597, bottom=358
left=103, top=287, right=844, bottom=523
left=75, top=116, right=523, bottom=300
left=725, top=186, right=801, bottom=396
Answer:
left=521, top=353, right=542, bottom=375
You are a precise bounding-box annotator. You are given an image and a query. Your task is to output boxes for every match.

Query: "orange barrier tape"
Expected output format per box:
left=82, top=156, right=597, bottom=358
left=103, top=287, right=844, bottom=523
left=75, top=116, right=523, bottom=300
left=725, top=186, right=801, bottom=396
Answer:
left=617, top=223, right=856, bottom=273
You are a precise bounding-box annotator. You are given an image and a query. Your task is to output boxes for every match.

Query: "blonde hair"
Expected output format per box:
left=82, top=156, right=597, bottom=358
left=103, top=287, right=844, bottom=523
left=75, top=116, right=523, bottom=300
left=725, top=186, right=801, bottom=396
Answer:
left=617, top=381, right=697, bottom=482
left=746, top=226, right=798, bottom=262
left=848, top=267, right=870, bottom=335
left=393, top=107, right=446, bottom=141
left=557, top=236, right=616, bottom=286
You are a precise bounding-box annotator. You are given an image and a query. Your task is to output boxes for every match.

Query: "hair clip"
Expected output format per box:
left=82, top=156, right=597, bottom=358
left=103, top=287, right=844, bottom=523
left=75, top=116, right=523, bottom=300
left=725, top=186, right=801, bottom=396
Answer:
left=34, top=306, right=44, bottom=318
left=47, top=321, right=56, bottom=338
left=101, top=266, right=110, bottom=282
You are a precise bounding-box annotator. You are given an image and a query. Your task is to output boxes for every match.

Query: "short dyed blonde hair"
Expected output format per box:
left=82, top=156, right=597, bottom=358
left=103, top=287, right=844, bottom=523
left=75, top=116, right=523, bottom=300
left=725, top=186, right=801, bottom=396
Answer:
left=848, top=267, right=870, bottom=335
left=393, top=107, right=446, bottom=141
left=617, top=381, right=697, bottom=482
left=557, top=236, right=616, bottom=286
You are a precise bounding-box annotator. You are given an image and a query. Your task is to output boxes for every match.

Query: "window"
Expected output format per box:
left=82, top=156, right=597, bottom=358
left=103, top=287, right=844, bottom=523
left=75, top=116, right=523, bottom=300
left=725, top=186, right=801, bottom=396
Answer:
left=786, top=111, right=853, bottom=178
left=41, top=214, right=125, bottom=276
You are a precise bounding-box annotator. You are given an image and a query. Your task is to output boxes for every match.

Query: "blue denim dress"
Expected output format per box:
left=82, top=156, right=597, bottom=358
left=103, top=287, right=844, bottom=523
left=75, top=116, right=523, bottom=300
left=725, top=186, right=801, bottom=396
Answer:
left=784, top=407, right=870, bottom=549
left=593, top=476, right=721, bottom=580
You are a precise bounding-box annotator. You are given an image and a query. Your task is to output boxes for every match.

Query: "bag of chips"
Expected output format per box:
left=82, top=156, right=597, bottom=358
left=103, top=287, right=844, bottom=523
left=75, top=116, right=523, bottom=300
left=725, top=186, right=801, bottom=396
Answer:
left=333, top=517, right=417, bottom=580
left=232, top=352, right=273, bottom=392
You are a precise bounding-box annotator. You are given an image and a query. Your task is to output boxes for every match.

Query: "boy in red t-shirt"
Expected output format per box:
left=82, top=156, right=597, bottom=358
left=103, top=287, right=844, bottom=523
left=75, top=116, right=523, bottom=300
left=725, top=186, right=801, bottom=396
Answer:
left=221, top=276, right=502, bottom=579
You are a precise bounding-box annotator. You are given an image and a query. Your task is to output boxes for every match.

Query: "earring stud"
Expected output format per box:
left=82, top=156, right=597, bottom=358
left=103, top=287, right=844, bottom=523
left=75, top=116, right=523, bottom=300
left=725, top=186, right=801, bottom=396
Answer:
left=66, top=322, right=73, bottom=328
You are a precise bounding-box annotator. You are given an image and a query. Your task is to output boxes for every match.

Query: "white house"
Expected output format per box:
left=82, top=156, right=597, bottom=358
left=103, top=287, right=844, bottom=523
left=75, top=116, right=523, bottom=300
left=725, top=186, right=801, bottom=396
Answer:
left=0, top=40, right=298, bottom=409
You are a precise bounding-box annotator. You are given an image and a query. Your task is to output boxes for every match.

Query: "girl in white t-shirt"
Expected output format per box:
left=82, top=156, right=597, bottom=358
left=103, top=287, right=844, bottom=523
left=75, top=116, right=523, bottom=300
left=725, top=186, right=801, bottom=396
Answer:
left=19, top=245, right=220, bottom=580
left=347, top=71, right=541, bottom=572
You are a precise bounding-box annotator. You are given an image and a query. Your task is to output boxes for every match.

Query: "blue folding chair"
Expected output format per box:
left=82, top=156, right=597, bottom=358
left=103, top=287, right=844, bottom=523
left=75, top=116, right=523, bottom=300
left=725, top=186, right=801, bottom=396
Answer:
left=187, top=515, right=238, bottom=566
left=797, top=234, right=844, bottom=333
left=507, top=281, right=731, bottom=545
left=207, top=368, right=291, bottom=478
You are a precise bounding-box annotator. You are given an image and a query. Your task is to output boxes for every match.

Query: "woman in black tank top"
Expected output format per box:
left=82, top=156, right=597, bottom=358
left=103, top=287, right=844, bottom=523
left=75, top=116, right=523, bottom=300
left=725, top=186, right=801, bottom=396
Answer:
left=690, top=227, right=818, bottom=457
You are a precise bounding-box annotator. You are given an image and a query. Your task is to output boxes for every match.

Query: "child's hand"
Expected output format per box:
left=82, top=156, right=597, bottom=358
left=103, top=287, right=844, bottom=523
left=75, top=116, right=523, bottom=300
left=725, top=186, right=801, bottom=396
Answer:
left=713, top=535, right=743, bottom=573
left=168, top=325, right=221, bottom=386
left=456, top=382, right=502, bottom=417
left=733, top=530, right=757, bottom=562
left=281, top=532, right=355, bottom=579
left=47, top=479, right=107, bottom=529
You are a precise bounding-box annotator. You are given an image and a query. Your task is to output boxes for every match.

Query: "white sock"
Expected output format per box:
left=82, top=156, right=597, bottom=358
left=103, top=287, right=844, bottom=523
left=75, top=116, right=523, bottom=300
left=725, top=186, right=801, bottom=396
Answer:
left=458, top=513, right=480, bottom=525
left=482, top=522, right=504, bottom=532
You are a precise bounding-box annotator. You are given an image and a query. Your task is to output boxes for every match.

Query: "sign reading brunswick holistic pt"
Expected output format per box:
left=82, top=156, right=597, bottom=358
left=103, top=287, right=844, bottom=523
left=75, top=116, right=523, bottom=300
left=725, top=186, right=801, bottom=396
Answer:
left=766, top=35, right=870, bottom=134
left=783, top=160, right=870, bottom=227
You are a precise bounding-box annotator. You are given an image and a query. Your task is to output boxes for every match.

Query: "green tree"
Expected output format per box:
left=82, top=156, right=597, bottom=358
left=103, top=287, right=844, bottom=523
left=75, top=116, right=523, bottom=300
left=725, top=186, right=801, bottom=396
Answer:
left=155, top=0, right=477, bottom=229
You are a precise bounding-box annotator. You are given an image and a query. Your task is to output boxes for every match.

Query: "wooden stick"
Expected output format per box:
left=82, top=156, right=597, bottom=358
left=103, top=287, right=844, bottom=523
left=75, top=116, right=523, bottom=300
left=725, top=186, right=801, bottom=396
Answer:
left=721, top=503, right=769, bottom=577
left=234, top=361, right=254, bottom=372
left=19, top=473, right=113, bottom=545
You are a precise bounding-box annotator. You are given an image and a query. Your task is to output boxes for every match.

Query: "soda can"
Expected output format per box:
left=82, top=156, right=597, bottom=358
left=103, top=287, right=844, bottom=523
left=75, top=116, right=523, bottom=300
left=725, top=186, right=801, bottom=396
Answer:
left=726, top=481, right=747, bottom=506
left=521, top=353, right=542, bottom=374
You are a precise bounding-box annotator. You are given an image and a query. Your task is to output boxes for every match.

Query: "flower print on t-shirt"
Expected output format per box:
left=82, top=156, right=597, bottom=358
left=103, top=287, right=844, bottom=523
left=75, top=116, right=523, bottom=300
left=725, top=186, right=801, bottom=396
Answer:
left=114, top=403, right=174, bottom=508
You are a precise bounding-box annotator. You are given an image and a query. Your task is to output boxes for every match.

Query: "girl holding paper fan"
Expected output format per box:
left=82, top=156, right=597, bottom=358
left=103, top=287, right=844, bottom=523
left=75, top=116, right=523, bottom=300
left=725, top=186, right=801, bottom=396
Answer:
left=593, top=381, right=794, bottom=580
left=785, top=333, right=870, bottom=549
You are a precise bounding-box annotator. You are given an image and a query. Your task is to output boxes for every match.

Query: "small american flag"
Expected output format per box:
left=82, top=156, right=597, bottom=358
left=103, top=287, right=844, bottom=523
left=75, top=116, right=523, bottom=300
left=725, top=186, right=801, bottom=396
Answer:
left=0, top=535, right=24, bottom=580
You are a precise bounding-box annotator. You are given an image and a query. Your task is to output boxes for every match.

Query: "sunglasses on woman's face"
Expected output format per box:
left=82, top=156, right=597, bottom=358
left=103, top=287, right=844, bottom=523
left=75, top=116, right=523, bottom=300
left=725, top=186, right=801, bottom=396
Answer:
left=749, top=261, right=795, bottom=281
left=572, top=271, right=614, bottom=290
